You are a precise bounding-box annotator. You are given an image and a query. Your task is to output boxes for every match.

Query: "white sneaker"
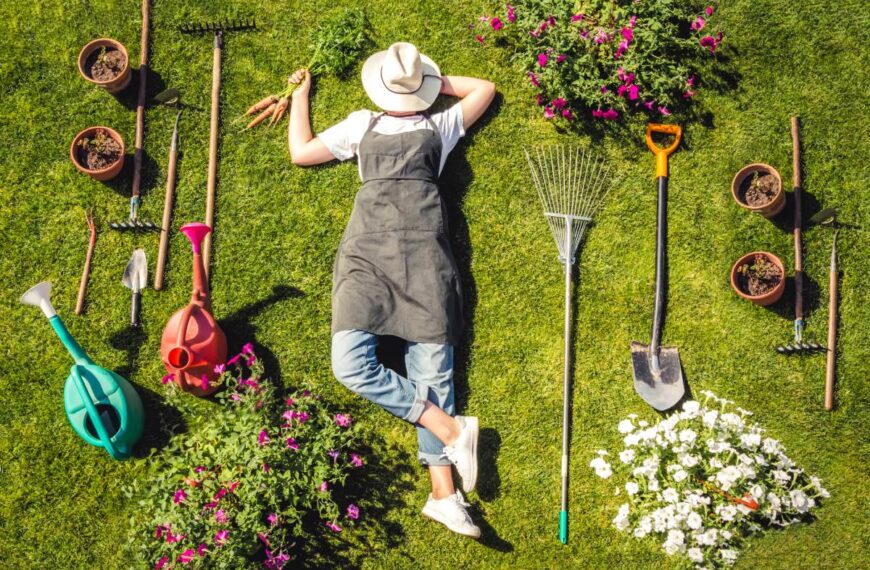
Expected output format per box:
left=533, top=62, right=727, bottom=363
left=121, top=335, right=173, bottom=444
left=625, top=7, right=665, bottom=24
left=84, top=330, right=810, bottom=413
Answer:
left=421, top=491, right=481, bottom=538
left=443, top=416, right=479, bottom=493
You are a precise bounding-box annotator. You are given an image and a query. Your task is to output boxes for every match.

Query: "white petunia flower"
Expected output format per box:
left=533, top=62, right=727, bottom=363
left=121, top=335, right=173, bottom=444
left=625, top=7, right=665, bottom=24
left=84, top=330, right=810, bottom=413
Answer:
left=682, top=400, right=701, bottom=414
left=619, top=449, right=636, bottom=464
left=715, top=504, right=738, bottom=522
left=679, top=453, right=700, bottom=468
left=695, top=528, right=718, bottom=546
left=625, top=481, right=639, bottom=495
left=662, top=488, right=679, bottom=503
left=687, top=547, right=704, bottom=563
left=618, top=419, right=636, bottom=433
left=715, top=466, right=742, bottom=491
left=638, top=420, right=649, bottom=428
left=648, top=477, right=660, bottom=492
left=623, top=432, right=640, bottom=447
left=702, top=410, right=719, bottom=427
left=672, top=469, right=689, bottom=483
left=789, top=489, right=814, bottom=514
left=739, top=432, right=761, bottom=448
left=686, top=511, right=703, bottom=530
left=678, top=429, right=697, bottom=445
left=596, top=449, right=609, bottom=456
left=613, top=503, right=631, bottom=531
left=772, top=469, right=790, bottom=486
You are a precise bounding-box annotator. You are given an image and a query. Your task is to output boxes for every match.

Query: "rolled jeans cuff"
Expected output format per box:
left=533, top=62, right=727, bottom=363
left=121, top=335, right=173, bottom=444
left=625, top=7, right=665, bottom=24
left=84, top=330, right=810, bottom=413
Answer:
left=403, top=396, right=428, bottom=423
left=418, top=450, right=451, bottom=467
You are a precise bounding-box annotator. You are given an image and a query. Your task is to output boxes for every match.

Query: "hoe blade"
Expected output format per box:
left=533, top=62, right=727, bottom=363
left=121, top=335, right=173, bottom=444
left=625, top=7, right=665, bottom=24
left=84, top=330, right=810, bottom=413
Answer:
left=630, top=342, right=685, bottom=411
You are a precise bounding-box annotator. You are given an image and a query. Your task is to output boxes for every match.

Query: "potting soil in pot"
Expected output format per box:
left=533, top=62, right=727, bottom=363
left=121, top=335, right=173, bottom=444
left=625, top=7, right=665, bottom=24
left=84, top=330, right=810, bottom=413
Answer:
left=85, top=48, right=125, bottom=81
left=737, top=255, right=782, bottom=296
left=740, top=172, right=779, bottom=207
left=77, top=130, right=122, bottom=170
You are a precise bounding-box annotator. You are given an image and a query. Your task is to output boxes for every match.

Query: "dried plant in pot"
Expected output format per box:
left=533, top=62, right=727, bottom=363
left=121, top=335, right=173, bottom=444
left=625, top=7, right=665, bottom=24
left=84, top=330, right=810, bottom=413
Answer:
left=77, top=38, right=132, bottom=93
left=70, top=126, right=125, bottom=181
left=730, top=251, right=785, bottom=306
left=731, top=163, right=785, bottom=218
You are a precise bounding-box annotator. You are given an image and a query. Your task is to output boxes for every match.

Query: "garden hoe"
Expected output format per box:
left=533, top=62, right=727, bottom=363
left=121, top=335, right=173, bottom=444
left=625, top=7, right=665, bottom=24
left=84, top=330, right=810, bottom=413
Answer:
left=179, top=18, right=257, bottom=278
left=525, top=145, right=614, bottom=545
left=122, top=248, right=148, bottom=327
left=631, top=124, right=686, bottom=411
left=155, top=108, right=182, bottom=290
left=809, top=207, right=842, bottom=410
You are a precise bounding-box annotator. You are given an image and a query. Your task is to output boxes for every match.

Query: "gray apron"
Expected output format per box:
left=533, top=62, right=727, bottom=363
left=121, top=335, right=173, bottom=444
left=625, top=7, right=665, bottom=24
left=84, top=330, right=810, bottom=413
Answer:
left=332, top=113, right=464, bottom=345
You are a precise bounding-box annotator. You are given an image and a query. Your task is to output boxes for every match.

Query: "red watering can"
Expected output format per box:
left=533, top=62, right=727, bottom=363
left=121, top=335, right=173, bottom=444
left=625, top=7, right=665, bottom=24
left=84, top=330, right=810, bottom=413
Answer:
left=160, top=222, right=227, bottom=396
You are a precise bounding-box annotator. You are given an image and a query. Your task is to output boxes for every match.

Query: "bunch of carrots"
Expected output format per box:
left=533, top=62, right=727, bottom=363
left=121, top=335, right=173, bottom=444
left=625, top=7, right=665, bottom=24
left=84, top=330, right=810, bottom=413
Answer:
left=240, top=8, right=369, bottom=131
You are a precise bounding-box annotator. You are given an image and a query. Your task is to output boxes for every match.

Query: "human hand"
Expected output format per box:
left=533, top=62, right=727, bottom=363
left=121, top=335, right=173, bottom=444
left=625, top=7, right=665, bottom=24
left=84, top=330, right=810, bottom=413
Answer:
left=289, top=69, right=311, bottom=100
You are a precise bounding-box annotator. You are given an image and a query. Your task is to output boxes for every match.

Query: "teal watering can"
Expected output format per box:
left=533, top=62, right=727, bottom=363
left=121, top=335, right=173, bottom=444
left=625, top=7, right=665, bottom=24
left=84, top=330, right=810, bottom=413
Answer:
left=21, top=282, right=145, bottom=459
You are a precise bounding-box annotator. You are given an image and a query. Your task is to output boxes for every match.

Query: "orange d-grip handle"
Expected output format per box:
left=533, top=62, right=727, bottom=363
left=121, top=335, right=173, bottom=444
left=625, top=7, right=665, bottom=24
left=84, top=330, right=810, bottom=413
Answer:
left=645, top=123, right=682, bottom=178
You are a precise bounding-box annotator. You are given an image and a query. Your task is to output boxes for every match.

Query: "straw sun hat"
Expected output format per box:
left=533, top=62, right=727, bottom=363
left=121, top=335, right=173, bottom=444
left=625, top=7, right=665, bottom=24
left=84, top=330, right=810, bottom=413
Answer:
left=361, top=42, right=442, bottom=112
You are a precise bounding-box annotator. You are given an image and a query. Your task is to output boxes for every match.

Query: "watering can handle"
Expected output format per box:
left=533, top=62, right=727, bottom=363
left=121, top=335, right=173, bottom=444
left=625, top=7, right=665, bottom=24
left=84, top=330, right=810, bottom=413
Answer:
left=645, top=124, right=682, bottom=178
left=70, top=366, right=122, bottom=459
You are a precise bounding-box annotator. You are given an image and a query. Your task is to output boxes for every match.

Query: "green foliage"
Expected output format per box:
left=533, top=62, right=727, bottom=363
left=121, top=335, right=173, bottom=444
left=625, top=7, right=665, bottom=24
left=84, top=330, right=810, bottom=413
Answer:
left=308, top=8, right=370, bottom=77
left=473, top=0, right=724, bottom=122
left=125, top=350, right=361, bottom=569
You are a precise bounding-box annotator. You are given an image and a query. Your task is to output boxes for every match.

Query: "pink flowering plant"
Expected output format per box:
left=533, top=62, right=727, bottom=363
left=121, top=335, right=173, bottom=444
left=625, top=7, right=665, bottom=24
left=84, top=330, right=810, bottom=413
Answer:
left=472, top=1, right=725, bottom=123
left=127, top=347, right=362, bottom=569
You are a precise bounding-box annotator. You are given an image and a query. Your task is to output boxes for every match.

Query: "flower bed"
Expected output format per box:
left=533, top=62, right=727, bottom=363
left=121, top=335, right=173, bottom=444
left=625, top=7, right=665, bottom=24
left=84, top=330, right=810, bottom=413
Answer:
left=127, top=346, right=362, bottom=569
left=590, top=392, right=829, bottom=568
left=471, top=1, right=725, bottom=123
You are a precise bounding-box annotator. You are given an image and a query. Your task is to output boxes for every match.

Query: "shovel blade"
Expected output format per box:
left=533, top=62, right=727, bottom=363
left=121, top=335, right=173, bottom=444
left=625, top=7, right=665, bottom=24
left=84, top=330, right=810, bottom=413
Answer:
left=631, top=341, right=685, bottom=411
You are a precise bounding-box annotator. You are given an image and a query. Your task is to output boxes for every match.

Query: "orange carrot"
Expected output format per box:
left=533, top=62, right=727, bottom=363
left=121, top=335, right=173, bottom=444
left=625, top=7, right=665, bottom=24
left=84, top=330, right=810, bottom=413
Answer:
left=245, top=94, right=278, bottom=116
left=268, top=97, right=290, bottom=127
left=246, top=103, right=277, bottom=129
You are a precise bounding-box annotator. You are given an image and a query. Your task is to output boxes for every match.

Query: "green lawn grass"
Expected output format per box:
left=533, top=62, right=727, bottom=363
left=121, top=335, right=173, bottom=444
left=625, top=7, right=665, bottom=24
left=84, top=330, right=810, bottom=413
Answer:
left=1, top=0, right=868, bottom=568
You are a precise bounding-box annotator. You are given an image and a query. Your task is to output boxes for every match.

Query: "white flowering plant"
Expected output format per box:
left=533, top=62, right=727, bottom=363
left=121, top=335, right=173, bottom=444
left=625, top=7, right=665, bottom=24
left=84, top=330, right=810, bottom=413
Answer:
left=590, top=391, right=829, bottom=569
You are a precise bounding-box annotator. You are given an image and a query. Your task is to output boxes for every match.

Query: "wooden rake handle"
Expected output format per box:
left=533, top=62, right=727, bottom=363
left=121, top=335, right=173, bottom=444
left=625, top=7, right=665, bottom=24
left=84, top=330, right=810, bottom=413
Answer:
left=791, top=116, right=803, bottom=324
left=203, top=32, right=222, bottom=278
left=131, top=0, right=150, bottom=202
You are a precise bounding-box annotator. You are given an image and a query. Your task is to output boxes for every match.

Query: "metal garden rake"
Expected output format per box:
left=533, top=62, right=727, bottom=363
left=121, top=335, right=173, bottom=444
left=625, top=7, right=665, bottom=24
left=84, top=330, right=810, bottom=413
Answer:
left=525, top=145, right=613, bottom=545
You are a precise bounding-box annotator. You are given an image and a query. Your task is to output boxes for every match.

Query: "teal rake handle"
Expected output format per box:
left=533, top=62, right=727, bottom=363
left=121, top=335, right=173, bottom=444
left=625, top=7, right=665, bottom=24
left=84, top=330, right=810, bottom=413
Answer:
left=560, top=510, right=568, bottom=544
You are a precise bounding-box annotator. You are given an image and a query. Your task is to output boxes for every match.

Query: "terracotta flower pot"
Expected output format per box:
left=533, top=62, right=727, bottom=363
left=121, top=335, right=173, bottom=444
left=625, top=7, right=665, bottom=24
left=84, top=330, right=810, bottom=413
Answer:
left=731, top=163, right=785, bottom=218
left=730, top=251, right=785, bottom=306
left=70, top=126, right=126, bottom=182
left=77, top=38, right=132, bottom=94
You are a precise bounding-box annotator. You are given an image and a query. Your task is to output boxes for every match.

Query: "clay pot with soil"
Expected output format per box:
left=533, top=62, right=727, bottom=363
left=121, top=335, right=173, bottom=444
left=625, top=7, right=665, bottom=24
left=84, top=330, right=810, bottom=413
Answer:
left=77, top=38, right=132, bottom=93
left=70, top=126, right=125, bottom=181
left=731, top=163, right=785, bottom=218
left=730, top=251, right=785, bottom=306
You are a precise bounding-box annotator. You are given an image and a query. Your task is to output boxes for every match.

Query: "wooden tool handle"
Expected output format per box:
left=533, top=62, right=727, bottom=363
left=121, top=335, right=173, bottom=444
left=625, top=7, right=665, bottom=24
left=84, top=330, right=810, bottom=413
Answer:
left=791, top=116, right=803, bottom=320
left=154, top=146, right=178, bottom=290
left=75, top=225, right=97, bottom=315
left=825, top=243, right=838, bottom=411
left=131, top=0, right=150, bottom=200
left=203, top=32, right=222, bottom=278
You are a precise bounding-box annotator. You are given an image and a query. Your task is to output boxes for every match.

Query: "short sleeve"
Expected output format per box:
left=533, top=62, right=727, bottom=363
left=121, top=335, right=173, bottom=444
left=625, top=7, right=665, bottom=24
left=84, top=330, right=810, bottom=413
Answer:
left=317, top=110, right=375, bottom=161
left=430, top=103, right=465, bottom=160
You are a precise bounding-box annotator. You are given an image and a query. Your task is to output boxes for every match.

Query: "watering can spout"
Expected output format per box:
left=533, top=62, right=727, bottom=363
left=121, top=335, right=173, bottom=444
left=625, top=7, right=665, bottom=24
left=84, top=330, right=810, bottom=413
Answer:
left=21, top=281, right=57, bottom=318
left=181, top=223, right=211, bottom=305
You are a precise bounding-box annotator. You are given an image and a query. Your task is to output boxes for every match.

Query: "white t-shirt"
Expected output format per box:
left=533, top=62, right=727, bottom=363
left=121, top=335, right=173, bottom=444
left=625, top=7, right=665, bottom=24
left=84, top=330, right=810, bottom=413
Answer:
left=317, top=103, right=465, bottom=178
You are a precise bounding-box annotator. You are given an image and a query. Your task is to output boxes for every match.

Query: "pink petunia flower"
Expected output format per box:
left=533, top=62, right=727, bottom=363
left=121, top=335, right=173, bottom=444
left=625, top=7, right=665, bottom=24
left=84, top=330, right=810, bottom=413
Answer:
left=547, top=15, right=556, bottom=27
left=537, top=53, right=548, bottom=67
left=551, top=98, right=567, bottom=109
left=196, top=543, right=208, bottom=557
left=179, top=549, right=196, bottom=564
left=296, top=411, right=309, bottom=423
left=621, top=27, right=634, bottom=42
left=643, top=100, right=656, bottom=111
left=286, top=437, right=299, bottom=451
left=628, top=84, right=639, bottom=100
left=231, top=393, right=240, bottom=401
left=615, top=40, right=629, bottom=58
left=535, top=93, right=544, bottom=106
left=200, top=374, right=210, bottom=393
left=543, top=107, right=555, bottom=119
left=258, top=430, right=270, bottom=447
left=214, top=488, right=228, bottom=501
left=507, top=4, right=516, bottom=23
left=594, top=28, right=611, bottom=44
left=335, top=413, right=352, bottom=427
left=687, top=74, right=697, bottom=87
left=262, top=463, right=270, bottom=472
left=215, top=509, right=229, bottom=523
left=267, top=512, right=279, bottom=527
left=242, top=342, right=254, bottom=355
left=592, top=108, right=619, bottom=120
left=215, top=530, right=229, bottom=546
left=475, top=34, right=485, bottom=45
left=691, top=16, right=706, bottom=31
left=629, top=15, right=637, bottom=28
left=227, top=354, right=241, bottom=366
left=155, top=556, right=169, bottom=570
left=227, top=481, right=239, bottom=493
left=528, top=72, right=540, bottom=87
left=580, top=30, right=589, bottom=39
left=319, top=481, right=329, bottom=492
left=166, top=531, right=186, bottom=544
left=617, top=84, right=628, bottom=97
left=571, top=13, right=584, bottom=22
left=214, top=363, right=226, bottom=374
left=258, top=532, right=271, bottom=547
left=264, top=550, right=292, bottom=570
left=194, top=465, right=206, bottom=474
left=285, top=397, right=294, bottom=407
left=556, top=54, right=566, bottom=64
left=346, top=504, right=360, bottom=520
left=161, top=373, right=174, bottom=385
left=350, top=453, right=364, bottom=467
left=327, top=449, right=340, bottom=462
left=706, top=5, right=714, bottom=16
left=700, top=35, right=718, bottom=53
left=658, top=106, right=672, bottom=116
left=173, top=489, right=187, bottom=504
left=600, top=85, right=609, bottom=93
left=490, top=17, right=503, bottom=31
left=325, top=521, right=343, bottom=533
left=683, top=90, right=696, bottom=99
left=562, top=109, right=573, bottom=120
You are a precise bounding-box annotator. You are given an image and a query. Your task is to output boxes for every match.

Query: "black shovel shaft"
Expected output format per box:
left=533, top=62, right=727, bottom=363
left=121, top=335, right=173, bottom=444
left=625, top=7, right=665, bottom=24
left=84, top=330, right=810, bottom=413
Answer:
left=131, top=291, right=141, bottom=327
left=650, top=176, right=668, bottom=355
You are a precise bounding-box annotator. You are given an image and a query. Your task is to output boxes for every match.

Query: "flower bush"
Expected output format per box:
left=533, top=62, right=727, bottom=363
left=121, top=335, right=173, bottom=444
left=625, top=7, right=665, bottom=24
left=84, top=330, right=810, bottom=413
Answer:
left=591, top=391, right=829, bottom=569
left=471, top=1, right=725, bottom=122
left=128, top=346, right=362, bottom=569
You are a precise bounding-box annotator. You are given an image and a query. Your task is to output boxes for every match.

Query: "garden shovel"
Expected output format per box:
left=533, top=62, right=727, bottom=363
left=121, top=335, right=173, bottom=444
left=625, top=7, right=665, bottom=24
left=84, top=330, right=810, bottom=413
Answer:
left=122, top=248, right=147, bottom=327
left=631, top=124, right=685, bottom=411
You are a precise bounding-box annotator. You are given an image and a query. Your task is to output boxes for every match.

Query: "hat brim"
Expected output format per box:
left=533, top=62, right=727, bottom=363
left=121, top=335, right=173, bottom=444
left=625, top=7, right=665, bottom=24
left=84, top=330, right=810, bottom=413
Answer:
left=361, top=50, right=442, bottom=113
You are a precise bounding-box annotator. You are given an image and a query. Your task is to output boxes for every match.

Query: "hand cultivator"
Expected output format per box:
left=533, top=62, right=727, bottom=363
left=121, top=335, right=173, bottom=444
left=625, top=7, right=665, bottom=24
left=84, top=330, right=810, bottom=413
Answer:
left=525, top=145, right=614, bottom=545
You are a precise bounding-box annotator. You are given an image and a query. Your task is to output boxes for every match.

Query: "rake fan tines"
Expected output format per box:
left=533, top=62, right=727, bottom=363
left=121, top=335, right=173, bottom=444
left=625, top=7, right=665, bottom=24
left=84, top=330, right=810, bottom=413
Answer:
left=179, top=18, right=256, bottom=34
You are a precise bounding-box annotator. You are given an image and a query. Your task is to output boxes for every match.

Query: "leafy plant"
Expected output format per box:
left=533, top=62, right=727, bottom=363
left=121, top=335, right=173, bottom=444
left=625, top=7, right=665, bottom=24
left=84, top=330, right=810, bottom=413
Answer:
left=471, top=1, right=725, bottom=123
left=307, top=8, right=370, bottom=77
left=77, top=128, right=116, bottom=155
left=590, top=392, right=829, bottom=568
left=737, top=254, right=778, bottom=283
left=126, top=345, right=363, bottom=570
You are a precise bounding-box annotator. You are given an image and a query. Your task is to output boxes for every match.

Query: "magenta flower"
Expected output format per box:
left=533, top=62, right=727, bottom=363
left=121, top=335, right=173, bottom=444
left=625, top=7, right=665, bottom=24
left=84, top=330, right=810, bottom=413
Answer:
left=227, top=481, right=239, bottom=493
left=594, top=28, right=610, bottom=44
left=561, top=109, right=573, bottom=120
left=556, top=54, right=566, bottom=64
left=643, top=100, right=655, bottom=111
left=706, top=5, right=714, bottom=16
left=615, top=40, right=629, bottom=58
left=535, top=93, right=544, bottom=106
left=543, top=106, right=555, bottom=119
left=200, top=374, right=210, bottom=392
left=537, top=53, right=548, bottom=67
left=629, top=15, right=637, bottom=28
left=346, top=504, right=360, bottom=520
left=262, top=463, right=270, bottom=472
left=658, top=106, right=672, bottom=116
left=214, top=363, right=226, bottom=374
left=551, top=98, right=567, bottom=109
left=231, top=393, right=240, bottom=401
left=264, top=550, right=292, bottom=570
left=683, top=90, right=695, bottom=99
left=528, top=72, right=540, bottom=87
left=325, top=521, right=343, bottom=533
left=179, top=549, right=196, bottom=564
left=580, top=30, right=589, bottom=39
left=687, top=74, right=697, bottom=87
left=166, top=531, right=186, bottom=544
left=335, top=413, right=352, bottom=427
left=297, top=411, right=309, bottom=423
left=475, top=34, right=485, bottom=45
left=258, top=430, right=270, bottom=447
left=592, top=108, right=619, bottom=120
left=319, top=481, right=329, bottom=492
left=571, top=13, right=584, bottom=22
left=700, top=35, right=718, bottom=52
left=258, top=532, right=271, bottom=547
left=215, top=509, right=229, bottom=523
left=242, top=342, right=254, bottom=355
left=203, top=500, right=219, bottom=510
left=507, top=4, right=516, bottom=23
left=173, top=489, right=187, bottom=504
left=194, top=465, right=206, bottom=474
left=196, top=543, right=208, bottom=557
left=617, top=84, right=628, bottom=97
left=267, top=512, right=279, bottom=526
left=154, top=556, right=169, bottom=570
left=547, top=15, right=556, bottom=27
left=350, top=453, right=364, bottom=468
left=285, top=398, right=294, bottom=407
left=286, top=437, right=299, bottom=451
left=600, top=85, right=609, bottom=93
left=328, top=449, right=340, bottom=462
left=621, top=27, right=634, bottom=42
left=154, top=524, right=169, bottom=539
left=628, top=84, right=639, bottom=100
left=490, top=17, right=503, bottom=31
left=215, top=529, right=229, bottom=546
left=161, top=373, right=174, bottom=385
left=691, top=16, right=706, bottom=31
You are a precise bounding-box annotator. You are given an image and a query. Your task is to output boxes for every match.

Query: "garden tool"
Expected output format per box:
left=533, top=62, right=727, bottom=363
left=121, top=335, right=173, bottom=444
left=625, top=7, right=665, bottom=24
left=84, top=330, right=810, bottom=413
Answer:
left=180, top=18, right=257, bottom=278
left=75, top=208, right=97, bottom=315
left=20, top=281, right=145, bottom=459
left=631, top=124, right=685, bottom=411
left=110, top=0, right=158, bottom=232
left=154, top=110, right=181, bottom=290
left=160, top=223, right=227, bottom=396
left=776, top=117, right=824, bottom=354
left=808, top=207, right=842, bottom=410
left=122, top=248, right=147, bottom=327
left=525, top=145, right=614, bottom=545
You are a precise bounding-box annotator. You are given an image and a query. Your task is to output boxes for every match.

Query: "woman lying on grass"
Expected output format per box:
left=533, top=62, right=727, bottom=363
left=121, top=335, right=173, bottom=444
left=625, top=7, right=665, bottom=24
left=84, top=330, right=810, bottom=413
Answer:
left=288, top=42, right=495, bottom=538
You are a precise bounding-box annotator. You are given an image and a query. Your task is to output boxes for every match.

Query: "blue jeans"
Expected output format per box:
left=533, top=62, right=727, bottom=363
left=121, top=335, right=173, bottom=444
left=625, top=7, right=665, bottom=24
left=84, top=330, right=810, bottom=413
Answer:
left=331, top=329, right=455, bottom=466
